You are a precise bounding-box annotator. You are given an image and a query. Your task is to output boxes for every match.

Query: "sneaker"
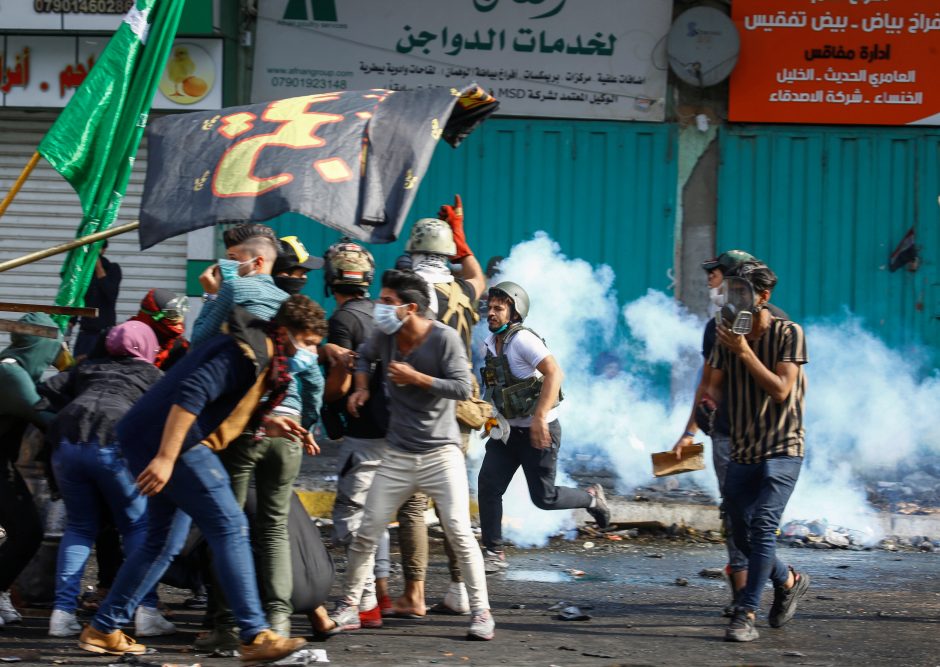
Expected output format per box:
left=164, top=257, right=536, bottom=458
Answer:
left=0, top=591, right=22, bottom=624
left=78, top=625, right=146, bottom=655
left=49, top=609, right=82, bottom=637
left=358, top=602, right=383, bottom=629
left=586, top=483, right=611, bottom=530
left=378, top=594, right=393, bottom=617
left=466, top=609, right=495, bottom=641
left=238, top=629, right=306, bottom=663
left=769, top=568, right=811, bottom=628
left=134, top=605, right=176, bottom=637
left=483, top=549, right=508, bottom=574
left=193, top=625, right=240, bottom=655
left=438, top=582, right=470, bottom=615
left=724, top=608, right=759, bottom=642
left=329, top=599, right=361, bottom=631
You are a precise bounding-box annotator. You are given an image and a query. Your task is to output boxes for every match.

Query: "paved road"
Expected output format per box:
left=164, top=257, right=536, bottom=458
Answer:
left=0, top=538, right=937, bottom=667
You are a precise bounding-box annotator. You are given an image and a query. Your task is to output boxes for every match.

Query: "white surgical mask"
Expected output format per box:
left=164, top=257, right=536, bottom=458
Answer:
left=374, top=303, right=407, bottom=334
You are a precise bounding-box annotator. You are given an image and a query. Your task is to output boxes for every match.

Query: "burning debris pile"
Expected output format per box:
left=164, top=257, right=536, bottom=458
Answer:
left=864, top=464, right=940, bottom=515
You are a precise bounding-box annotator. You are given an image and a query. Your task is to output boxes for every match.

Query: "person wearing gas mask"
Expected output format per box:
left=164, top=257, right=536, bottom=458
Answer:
left=693, top=262, right=810, bottom=643
left=477, top=282, right=610, bottom=573
left=673, top=250, right=789, bottom=616
left=77, top=295, right=321, bottom=662
left=0, top=313, right=69, bottom=628
left=329, top=269, right=495, bottom=641
left=392, top=200, right=487, bottom=618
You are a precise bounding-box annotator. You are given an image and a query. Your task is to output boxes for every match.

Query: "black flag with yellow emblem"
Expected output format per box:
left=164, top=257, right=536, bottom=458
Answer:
left=138, top=85, right=498, bottom=249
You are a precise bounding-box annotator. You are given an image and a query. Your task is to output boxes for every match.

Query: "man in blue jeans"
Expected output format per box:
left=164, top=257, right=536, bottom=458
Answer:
left=703, top=263, right=811, bottom=642
left=78, top=296, right=322, bottom=662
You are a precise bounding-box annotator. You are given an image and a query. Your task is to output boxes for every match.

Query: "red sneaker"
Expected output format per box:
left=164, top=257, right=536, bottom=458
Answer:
left=378, top=595, right=393, bottom=617
left=359, top=604, right=383, bottom=628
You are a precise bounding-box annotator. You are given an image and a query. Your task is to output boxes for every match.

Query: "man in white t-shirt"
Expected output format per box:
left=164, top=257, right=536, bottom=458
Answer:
left=477, top=282, right=610, bottom=572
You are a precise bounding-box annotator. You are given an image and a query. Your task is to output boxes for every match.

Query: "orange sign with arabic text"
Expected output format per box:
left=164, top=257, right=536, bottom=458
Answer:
left=730, top=0, right=940, bottom=125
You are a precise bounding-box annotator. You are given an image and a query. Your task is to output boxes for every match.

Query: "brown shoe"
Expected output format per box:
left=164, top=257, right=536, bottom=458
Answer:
left=78, top=624, right=146, bottom=655
left=239, top=629, right=305, bottom=663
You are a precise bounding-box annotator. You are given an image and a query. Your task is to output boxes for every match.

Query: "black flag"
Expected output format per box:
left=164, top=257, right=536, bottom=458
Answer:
left=138, top=85, right=498, bottom=249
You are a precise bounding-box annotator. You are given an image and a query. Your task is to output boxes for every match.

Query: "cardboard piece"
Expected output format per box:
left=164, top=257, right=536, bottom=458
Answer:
left=651, top=444, right=705, bottom=477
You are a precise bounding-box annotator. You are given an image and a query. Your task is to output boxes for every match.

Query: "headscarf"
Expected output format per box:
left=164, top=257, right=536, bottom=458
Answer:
left=105, top=321, right=159, bottom=364
left=0, top=312, right=63, bottom=382
left=411, top=252, right=453, bottom=315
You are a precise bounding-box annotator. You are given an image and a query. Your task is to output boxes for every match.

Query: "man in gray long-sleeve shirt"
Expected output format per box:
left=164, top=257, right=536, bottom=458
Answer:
left=328, top=270, right=495, bottom=641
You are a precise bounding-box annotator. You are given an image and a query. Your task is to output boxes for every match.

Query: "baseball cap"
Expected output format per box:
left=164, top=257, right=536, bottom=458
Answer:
left=275, top=236, right=324, bottom=273
left=702, top=249, right=757, bottom=273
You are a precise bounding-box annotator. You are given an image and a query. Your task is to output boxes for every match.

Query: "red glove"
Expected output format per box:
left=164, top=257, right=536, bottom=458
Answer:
left=438, top=194, right=472, bottom=261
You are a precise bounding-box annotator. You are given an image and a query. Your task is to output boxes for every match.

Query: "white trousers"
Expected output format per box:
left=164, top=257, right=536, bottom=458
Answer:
left=344, top=443, right=490, bottom=611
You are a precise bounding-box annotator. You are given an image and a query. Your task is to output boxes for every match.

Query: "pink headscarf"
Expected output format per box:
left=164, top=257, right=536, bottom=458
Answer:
left=105, top=321, right=159, bottom=364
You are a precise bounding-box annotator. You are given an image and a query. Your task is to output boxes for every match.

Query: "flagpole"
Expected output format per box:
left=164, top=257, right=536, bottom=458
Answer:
left=0, top=220, right=140, bottom=274
left=0, top=152, right=41, bottom=220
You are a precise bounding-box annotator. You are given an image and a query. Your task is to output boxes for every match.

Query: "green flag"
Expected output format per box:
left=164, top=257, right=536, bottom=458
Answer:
left=38, top=0, right=185, bottom=327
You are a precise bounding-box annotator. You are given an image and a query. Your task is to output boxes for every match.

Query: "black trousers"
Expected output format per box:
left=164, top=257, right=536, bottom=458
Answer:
left=0, top=462, right=43, bottom=591
left=477, top=420, right=592, bottom=550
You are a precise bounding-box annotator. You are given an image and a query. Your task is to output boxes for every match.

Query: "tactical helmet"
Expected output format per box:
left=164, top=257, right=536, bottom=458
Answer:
left=323, top=240, right=375, bottom=290
left=702, top=249, right=757, bottom=274
left=405, top=218, right=456, bottom=256
left=488, top=281, right=529, bottom=322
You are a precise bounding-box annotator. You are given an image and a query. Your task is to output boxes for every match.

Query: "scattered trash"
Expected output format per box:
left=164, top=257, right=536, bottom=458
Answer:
left=648, top=553, right=664, bottom=559
left=556, top=605, right=591, bottom=621
left=557, top=646, right=577, bottom=651
left=784, top=651, right=806, bottom=657
left=510, top=603, right=526, bottom=609
left=699, top=568, right=725, bottom=579
left=0, top=659, right=21, bottom=664
left=674, top=577, right=688, bottom=586
left=547, top=601, right=568, bottom=611
left=583, top=541, right=595, bottom=549
left=605, top=534, right=623, bottom=541
left=836, top=565, right=850, bottom=569
left=564, top=569, right=586, bottom=577
left=780, top=519, right=875, bottom=549
left=270, top=649, right=329, bottom=665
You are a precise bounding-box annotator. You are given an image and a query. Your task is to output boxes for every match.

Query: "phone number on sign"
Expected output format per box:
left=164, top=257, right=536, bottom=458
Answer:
left=34, top=0, right=133, bottom=13
left=270, top=77, right=348, bottom=90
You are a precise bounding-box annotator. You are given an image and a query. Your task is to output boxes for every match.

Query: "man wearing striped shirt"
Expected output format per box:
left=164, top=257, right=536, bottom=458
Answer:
left=705, top=262, right=811, bottom=642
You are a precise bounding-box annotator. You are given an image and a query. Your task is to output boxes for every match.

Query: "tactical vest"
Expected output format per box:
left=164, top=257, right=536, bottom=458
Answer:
left=480, top=324, right=562, bottom=420
left=435, top=281, right=479, bottom=357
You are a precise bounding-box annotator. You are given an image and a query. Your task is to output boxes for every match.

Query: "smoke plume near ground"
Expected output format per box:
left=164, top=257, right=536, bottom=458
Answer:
left=471, top=233, right=939, bottom=547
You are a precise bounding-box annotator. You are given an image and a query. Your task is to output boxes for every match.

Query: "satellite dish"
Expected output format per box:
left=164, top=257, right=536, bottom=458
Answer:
left=667, top=7, right=740, bottom=87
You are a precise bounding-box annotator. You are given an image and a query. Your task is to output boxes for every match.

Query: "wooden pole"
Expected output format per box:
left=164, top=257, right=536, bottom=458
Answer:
left=0, top=319, right=60, bottom=339
left=0, top=302, right=98, bottom=318
left=0, top=221, right=140, bottom=273
left=0, top=152, right=41, bottom=220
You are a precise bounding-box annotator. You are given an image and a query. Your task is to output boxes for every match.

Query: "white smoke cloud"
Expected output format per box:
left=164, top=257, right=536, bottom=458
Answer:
left=472, top=233, right=939, bottom=547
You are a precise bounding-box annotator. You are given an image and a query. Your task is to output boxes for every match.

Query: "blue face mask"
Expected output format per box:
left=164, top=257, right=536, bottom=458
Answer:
left=218, top=257, right=257, bottom=282
left=374, top=303, right=406, bottom=335
left=287, top=333, right=318, bottom=373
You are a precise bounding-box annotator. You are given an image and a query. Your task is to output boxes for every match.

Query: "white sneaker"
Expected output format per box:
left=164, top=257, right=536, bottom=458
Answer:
left=49, top=609, right=82, bottom=637
left=134, top=606, right=176, bottom=637
left=0, top=591, right=22, bottom=624
left=442, top=582, right=470, bottom=615
left=467, top=609, right=495, bottom=641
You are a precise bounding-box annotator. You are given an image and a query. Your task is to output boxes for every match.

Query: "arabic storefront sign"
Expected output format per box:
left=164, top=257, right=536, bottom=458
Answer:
left=730, top=0, right=940, bottom=125
left=252, top=0, right=672, bottom=122
left=0, top=35, right=223, bottom=110
left=0, top=1, right=133, bottom=32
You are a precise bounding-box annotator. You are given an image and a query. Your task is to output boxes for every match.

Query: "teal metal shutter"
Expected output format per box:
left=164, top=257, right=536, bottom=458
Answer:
left=718, top=125, right=940, bottom=351
left=269, top=118, right=677, bottom=306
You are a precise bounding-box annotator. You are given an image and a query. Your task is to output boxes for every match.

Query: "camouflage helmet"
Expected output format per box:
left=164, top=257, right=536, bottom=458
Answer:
left=323, top=240, right=375, bottom=289
left=488, top=281, right=530, bottom=322
left=405, top=218, right=456, bottom=256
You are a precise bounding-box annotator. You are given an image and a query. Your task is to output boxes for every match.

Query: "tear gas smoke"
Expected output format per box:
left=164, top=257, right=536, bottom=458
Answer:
left=471, top=233, right=939, bottom=548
